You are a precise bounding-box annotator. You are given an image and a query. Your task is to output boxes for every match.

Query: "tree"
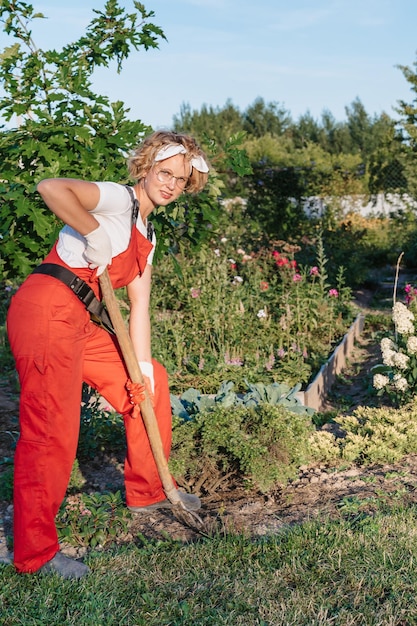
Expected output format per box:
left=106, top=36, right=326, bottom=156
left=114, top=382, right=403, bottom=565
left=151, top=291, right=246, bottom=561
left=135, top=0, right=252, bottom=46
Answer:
left=395, top=57, right=417, bottom=197
left=242, top=97, right=292, bottom=139
left=0, top=0, right=167, bottom=279
left=290, top=111, right=324, bottom=149
left=0, top=1, right=252, bottom=280
left=173, top=99, right=243, bottom=147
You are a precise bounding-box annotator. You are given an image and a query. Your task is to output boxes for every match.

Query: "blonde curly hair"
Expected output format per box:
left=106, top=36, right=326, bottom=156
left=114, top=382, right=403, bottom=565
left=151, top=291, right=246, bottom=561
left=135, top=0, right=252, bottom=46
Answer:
left=127, top=130, right=209, bottom=194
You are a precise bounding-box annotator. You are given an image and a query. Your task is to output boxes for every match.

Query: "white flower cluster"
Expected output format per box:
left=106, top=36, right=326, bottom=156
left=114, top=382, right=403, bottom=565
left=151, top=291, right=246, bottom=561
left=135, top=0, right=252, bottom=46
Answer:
left=380, top=337, right=396, bottom=367
left=393, top=374, right=408, bottom=391
left=373, top=301, right=417, bottom=398
left=393, top=352, right=410, bottom=370
left=392, top=302, right=414, bottom=335
left=373, top=373, right=389, bottom=390
left=407, top=335, right=417, bottom=354
left=380, top=335, right=410, bottom=369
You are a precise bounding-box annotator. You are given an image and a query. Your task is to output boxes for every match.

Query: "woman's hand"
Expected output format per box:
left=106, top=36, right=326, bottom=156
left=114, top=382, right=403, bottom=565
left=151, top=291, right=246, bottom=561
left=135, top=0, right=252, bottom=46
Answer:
left=84, top=224, right=112, bottom=275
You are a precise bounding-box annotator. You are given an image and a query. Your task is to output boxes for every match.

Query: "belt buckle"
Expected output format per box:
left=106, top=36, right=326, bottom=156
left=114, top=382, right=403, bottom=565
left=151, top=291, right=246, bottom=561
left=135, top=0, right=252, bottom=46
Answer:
left=70, top=277, right=94, bottom=305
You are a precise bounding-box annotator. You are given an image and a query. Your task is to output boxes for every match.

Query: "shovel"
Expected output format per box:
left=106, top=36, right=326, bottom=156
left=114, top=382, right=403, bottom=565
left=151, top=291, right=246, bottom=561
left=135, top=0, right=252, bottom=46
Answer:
left=98, top=268, right=205, bottom=531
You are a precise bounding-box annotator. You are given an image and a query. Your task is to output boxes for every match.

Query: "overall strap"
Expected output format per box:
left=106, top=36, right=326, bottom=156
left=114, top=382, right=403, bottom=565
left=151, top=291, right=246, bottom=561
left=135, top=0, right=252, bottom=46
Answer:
left=124, top=185, right=139, bottom=226
left=124, top=185, right=154, bottom=241
left=32, top=263, right=115, bottom=334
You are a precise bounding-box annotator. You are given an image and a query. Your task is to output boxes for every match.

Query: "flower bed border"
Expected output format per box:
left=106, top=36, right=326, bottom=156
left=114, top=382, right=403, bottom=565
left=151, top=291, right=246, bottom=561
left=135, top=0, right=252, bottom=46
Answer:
left=296, top=313, right=365, bottom=411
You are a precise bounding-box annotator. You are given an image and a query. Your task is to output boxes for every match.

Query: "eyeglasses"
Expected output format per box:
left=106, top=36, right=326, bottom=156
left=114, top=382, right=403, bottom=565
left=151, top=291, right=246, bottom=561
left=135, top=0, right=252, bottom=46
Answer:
left=155, top=168, right=189, bottom=190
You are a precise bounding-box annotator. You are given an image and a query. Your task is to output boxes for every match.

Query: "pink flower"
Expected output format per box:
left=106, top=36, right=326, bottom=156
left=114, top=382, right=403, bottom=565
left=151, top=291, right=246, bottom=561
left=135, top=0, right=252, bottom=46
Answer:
left=274, top=251, right=298, bottom=271
left=190, top=288, right=201, bottom=298
left=260, top=280, right=269, bottom=291
left=405, top=284, right=417, bottom=304
left=224, top=351, right=243, bottom=366
left=265, top=352, right=275, bottom=371
left=276, top=258, right=288, bottom=267
left=328, top=289, right=339, bottom=298
left=293, top=273, right=302, bottom=282
left=310, top=266, right=319, bottom=276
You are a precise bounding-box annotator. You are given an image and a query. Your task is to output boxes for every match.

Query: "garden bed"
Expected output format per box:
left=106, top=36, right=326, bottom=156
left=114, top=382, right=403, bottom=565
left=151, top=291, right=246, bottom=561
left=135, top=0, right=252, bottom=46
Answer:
left=0, top=308, right=399, bottom=562
left=299, top=313, right=365, bottom=411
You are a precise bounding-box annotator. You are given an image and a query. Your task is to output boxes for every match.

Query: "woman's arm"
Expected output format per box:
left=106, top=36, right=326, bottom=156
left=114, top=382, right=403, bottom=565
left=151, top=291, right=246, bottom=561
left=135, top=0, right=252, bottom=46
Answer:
left=38, top=178, right=112, bottom=274
left=37, top=178, right=101, bottom=235
left=127, top=265, right=153, bottom=364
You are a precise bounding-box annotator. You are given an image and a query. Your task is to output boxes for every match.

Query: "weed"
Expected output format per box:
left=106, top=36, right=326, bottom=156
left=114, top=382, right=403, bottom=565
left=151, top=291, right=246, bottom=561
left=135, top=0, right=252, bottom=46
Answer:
left=56, top=491, right=130, bottom=548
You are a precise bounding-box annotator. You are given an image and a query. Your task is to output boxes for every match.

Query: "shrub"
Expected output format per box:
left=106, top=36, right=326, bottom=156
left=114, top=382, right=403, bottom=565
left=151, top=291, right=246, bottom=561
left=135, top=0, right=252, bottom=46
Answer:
left=309, top=403, right=417, bottom=466
left=372, top=299, right=417, bottom=406
left=337, top=404, right=417, bottom=464
left=309, top=431, right=341, bottom=464
left=169, top=403, right=314, bottom=494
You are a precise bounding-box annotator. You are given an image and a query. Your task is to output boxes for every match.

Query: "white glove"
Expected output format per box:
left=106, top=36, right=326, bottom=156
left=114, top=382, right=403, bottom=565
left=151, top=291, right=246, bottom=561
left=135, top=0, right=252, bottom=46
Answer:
left=84, top=224, right=112, bottom=276
left=139, top=361, right=154, bottom=393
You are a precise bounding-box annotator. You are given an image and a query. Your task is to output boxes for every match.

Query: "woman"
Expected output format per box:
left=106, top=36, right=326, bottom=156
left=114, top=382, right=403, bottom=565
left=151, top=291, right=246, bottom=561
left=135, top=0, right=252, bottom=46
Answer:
left=6, top=130, right=210, bottom=579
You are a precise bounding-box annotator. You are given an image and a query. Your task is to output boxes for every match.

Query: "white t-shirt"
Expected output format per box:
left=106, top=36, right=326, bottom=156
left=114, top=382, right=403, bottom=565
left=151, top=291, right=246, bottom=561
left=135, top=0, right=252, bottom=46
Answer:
left=56, top=182, right=156, bottom=268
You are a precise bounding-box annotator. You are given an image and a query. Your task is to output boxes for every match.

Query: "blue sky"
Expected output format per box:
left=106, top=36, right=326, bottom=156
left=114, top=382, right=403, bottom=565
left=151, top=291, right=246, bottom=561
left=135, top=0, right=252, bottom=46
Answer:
left=3, top=0, right=417, bottom=128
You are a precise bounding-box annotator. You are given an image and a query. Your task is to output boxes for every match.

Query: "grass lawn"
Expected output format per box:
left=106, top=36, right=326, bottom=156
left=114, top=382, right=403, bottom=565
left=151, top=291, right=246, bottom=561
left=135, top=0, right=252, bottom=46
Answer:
left=2, top=505, right=417, bottom=625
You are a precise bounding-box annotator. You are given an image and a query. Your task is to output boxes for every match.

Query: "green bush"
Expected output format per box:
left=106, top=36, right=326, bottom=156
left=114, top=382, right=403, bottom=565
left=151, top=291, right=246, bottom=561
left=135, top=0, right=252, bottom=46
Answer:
left=170, top=403, right=314, bottom=494
left=310, top=403, right=417, bottom=466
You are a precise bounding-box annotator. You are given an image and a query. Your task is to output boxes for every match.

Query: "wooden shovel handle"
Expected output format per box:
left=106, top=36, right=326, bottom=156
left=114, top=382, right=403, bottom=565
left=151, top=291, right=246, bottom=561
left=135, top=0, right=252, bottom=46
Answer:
left=99, top=269, right=180, bottom=505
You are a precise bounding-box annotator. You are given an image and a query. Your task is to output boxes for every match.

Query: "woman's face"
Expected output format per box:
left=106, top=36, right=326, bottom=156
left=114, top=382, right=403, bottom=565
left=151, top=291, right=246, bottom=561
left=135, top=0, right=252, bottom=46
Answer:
left=144, top=153, right=190, bottom=207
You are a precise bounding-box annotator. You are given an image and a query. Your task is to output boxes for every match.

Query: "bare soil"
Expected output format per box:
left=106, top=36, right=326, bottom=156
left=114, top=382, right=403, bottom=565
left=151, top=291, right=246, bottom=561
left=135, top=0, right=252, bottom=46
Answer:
left=2, top=287, right=416, bottom=563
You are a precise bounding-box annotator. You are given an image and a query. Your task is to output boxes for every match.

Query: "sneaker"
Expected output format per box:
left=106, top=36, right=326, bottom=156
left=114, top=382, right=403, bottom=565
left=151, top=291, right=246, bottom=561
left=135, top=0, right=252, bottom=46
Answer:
left=39, top=552, right=90, bottom=579
left=128, top=490, right=201, bottom=513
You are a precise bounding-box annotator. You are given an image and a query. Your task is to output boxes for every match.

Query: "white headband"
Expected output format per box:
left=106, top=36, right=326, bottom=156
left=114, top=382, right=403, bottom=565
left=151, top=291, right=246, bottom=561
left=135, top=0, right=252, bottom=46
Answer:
left=154, top=143, right=209, bottom=173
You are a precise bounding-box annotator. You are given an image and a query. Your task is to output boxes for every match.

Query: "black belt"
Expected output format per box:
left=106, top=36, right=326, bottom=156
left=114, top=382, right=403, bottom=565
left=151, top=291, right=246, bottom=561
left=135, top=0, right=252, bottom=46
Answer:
left=32, top=263, right=115, bottom=335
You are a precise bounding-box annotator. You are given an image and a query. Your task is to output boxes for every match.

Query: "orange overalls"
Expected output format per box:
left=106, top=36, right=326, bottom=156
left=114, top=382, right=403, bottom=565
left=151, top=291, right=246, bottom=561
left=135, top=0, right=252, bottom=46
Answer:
left=6, top=221, right=172, bottom=573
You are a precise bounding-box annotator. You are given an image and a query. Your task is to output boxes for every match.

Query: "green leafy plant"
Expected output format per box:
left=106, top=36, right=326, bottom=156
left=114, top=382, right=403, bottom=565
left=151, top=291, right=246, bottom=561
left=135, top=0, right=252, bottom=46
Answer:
left=372, top=299, right=417, bottom=406
left=150, top=233, right=354, bottom=393
left=171, top=380, right=315, bottom=421
left=170, top=403, right=314, bottom=494
left=56, top=490, right=130, bottom=548
left=0, top=280, right=18, bottom=375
